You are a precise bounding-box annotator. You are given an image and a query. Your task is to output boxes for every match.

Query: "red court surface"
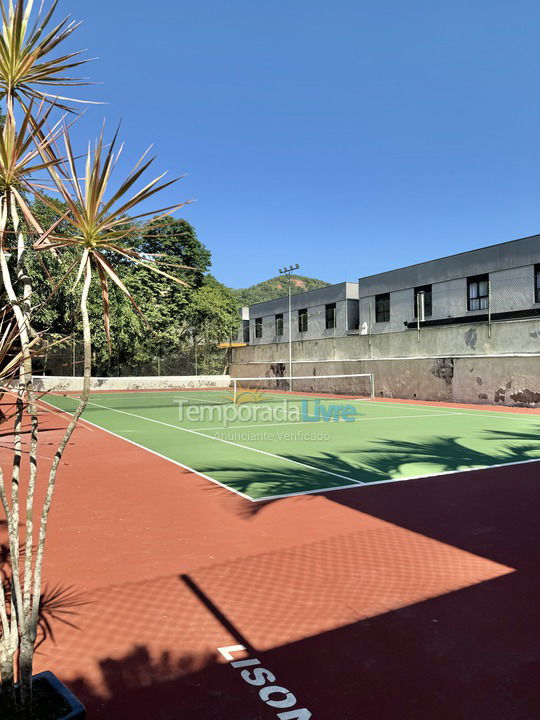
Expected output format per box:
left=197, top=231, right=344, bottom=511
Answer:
left=1, top=405, right=540, bottom=719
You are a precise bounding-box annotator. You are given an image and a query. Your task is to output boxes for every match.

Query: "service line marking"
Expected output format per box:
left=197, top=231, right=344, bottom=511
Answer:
left=197, top=411, right=464, bottom=433
left=83, top=400, right=365, bottom=487
left=41, top=397, right=540, bottom=504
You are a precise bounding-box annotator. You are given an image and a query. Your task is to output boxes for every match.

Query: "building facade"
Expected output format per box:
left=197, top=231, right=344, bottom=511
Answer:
left=246, top=282, right=359, bottom=345
left=358, top=234, right=540, bottom=335
left=231, top=235, right=540, bottom=407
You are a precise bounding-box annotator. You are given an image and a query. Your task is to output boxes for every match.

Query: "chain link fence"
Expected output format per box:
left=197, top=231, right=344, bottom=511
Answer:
left=33, top=337, right=233, bottom=378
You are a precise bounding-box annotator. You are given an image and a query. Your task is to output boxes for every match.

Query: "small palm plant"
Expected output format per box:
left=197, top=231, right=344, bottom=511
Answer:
left=0, top=1, right=190, bottom=716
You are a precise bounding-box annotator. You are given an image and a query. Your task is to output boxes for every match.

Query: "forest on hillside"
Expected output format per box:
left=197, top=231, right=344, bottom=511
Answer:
left=230, top=275, right=329, bottom=306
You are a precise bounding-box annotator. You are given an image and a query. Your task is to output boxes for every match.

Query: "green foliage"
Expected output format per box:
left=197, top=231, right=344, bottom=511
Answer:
left=26, top=200, right=239, bottom=376
left=139, top=216, right=211, bottom=285
left=231, top=274, right=330, bottom=306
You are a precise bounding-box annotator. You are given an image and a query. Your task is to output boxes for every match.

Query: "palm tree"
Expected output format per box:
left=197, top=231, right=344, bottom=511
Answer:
left=0, top=1, right=190, bottom=714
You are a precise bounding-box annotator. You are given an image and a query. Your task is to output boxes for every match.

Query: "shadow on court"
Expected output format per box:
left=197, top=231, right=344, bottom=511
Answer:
left=16, top=411, right=540, bottom=719
left=0, top=528, right=88, bottom=652
left=198, top=457, right=540, bottom=718
left=62, top=523, right=540, bottom=720
left=197, top=427, right=540, bottom=501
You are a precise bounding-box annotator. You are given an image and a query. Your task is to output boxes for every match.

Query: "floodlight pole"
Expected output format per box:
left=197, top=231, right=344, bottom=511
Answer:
left=416, top=291, right=425, bottom=343
left=279, top=263, right=300, bottom=389
left=488, top=279, right=492, bottom=338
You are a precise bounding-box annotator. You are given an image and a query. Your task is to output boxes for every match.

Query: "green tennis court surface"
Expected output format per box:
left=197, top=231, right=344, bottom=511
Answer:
left=45, top=388, right=540, bottom=501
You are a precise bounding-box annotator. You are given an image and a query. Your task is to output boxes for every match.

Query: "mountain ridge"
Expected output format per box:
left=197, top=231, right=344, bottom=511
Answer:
left=230, top=275, right=331, bottom=306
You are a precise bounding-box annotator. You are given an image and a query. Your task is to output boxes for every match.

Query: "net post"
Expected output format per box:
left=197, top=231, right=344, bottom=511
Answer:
left=370, top=373, right=375, bottom=400
left=233, top=378, right=237, bottom=404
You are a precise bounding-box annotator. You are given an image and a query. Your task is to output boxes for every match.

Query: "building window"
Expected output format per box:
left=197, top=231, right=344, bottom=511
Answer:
left=325, top=303, right=336, bottom=329
left=375, top=293, right=390, bottom=322
left=298, top=308, right=308, bottom=333
left=535, top=265, right=540, bottom=303
left=414, top=284, right=432, bottom=318
left=242, top=320, right=250, bottom=343
left=275, top=313, right=283, bottom=336
left=467, top=274, right=489, bottom=311
left=255, top=317, right=262, bottom=338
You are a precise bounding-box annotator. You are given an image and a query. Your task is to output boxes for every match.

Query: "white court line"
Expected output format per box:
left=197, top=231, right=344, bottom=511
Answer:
left=40, top=398, right=255, bottom=503
left=253, top=457, right=540, bottom=502
left=106, top=393, right=540, bottom=421
left=196, top=412, right=465, bottom=433
left=83, top=400, right=365, bottom=487
left=42, top=398, right=540, bottom=504
left=435, top=412, right=539, bottom=422
left=58, top=390, right=540, bottom=419
left=350, top=398, right=540, bottom=419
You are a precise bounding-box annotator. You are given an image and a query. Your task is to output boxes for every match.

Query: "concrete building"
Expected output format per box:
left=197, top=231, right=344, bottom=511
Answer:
left=231, top=235, right=540, bottom=407
left=358, top=234, right=540, bottom=335
left=246, top=282, right=359, bottom=345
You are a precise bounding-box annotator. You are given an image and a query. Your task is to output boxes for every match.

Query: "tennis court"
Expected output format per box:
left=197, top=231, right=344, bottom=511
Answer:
left=45, top=376, right=540, bottom=501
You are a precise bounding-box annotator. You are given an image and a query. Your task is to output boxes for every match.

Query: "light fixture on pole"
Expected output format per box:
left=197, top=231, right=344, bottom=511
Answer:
left=278, top=264, right=300, bottom=387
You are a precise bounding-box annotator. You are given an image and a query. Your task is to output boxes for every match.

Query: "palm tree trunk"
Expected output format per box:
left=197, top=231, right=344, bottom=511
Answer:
left=0, top=196, right=27, bottom=702
left=0, top=468, right=16, bottom=696
left=21, top=262, right=93, bottom=707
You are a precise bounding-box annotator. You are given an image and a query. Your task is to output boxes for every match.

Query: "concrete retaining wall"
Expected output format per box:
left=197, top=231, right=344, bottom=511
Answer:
left=231, top=320, right=540, bottom=407
left=231, top=355, right=540, bottom=406
left=232, top=317, right=540, bottom=364
left=29, top=375, right=230, bottom=392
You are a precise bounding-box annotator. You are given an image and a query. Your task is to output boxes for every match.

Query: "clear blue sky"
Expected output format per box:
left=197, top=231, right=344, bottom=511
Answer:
left=62, top=0, right=540, bottom=288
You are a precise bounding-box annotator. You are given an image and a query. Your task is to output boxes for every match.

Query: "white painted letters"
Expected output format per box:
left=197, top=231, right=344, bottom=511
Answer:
left=259, top=685, right=297, bottom=708
left=217, top=644, right=312, bottom=719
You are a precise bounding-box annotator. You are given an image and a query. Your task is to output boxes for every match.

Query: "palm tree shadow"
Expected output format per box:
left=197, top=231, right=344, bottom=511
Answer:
left=68, top=644, right=227, bottom=719
left=198, top=449, right=386, bottom=509
left=0, top=543, right=88, bottom=651
left=482, top=427, right=540, bottom=446
left=350, top=430, right=540, bottom=477
left=198, top=426, right=540, bottom=516
left=35, top=583, right=88, bottom=651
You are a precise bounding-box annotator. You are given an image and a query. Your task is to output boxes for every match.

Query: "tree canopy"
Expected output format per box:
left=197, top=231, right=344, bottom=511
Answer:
left=27, top=200, right=239, bottom=376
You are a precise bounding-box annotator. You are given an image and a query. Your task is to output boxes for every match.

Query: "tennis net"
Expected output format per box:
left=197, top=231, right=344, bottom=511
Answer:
left=231, top=373, right=375, bottom=403
left=38, top=373, right=375, bottom=415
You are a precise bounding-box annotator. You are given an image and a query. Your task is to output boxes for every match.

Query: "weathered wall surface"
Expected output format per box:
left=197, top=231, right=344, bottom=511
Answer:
left=233, top=318, right=540, bottom=363
left=29, top=375, right=230, bottom=392
left=452, top=357, right=540, bottom=405
left=231, top=319, right=540, bottom=406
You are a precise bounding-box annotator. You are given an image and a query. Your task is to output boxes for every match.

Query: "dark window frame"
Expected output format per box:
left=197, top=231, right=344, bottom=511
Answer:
left=255, top=317, right=263, bottom=338
left=467, top=274, right=489, bottom=311
left=535, top=265, right=540, bottom=304
left=375, top=293, right=390, bottom=323
left=325, top=303, right=337, bottom=329
left=414, top=284, right=432, bottom=318
left=275, top=313, right=284, bottom=336
left=298, top=308, right=308, bottom=333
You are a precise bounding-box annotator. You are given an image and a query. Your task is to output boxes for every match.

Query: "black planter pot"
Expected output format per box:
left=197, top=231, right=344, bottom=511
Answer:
left=0, top=671, right=86, bottom=720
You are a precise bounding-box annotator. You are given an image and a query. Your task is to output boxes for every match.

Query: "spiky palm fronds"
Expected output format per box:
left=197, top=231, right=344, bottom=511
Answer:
left=0, top=305, right=69, bottom=388
left=0, top=99, right=63, bottom=199
left=37, top=125, right=191, bottom=346
left=0, top=0, right=93, bottom=111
